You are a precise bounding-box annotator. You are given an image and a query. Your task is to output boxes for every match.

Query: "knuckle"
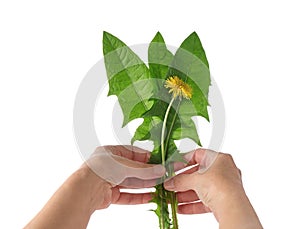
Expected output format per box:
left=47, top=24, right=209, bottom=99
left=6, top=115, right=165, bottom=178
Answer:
left=238, top=168, right=242, bottom=177
left=222, top=152, right=233, bottom=159
left=218, top=152, right=234, bottom=162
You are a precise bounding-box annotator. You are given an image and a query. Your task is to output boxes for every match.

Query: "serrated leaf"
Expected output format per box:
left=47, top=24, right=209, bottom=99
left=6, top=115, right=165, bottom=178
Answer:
left=172, top=117, right=201, bottom=146
left=166, top=149, right=187, bottom=165
left=130, top=31, right=210, bottom=165
left=103, top=31, right=154, bottom=126
left=131, top=116, right=162, bottom=144
left=146, top=32, right=210, bottom=159
left=103, top=31, right=211, bottom=229
left=149, top=32, right=174, bottom=81
left=168, top=32, right=210, bottom=118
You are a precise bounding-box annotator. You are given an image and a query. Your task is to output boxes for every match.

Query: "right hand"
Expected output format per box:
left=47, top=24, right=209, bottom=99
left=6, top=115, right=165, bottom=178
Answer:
left=164, top=149, right=242, bottom=216
left=164, top=149, right=263, bottom=228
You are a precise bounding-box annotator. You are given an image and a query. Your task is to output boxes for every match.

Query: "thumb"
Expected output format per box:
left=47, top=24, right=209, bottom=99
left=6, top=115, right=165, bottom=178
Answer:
left=164, top=173, right=199, bottom=192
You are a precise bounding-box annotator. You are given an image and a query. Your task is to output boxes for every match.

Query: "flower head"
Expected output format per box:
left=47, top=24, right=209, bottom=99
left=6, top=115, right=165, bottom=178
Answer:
left=165, top=76, right=192, bottom=99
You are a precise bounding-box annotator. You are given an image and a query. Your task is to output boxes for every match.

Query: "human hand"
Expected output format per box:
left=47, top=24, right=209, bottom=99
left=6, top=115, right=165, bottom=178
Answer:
left=164, top=149, right=263, bottom=228
left=24, top=145, right=165, bottom=229
left=165, top=149, right=241, bottom=214
left=81, top=145, right=165, bottom=211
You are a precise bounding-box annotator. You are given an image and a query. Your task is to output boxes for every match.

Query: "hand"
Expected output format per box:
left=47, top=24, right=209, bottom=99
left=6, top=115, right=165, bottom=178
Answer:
left=81, top=145, right=165, bottom=210
left=164, top=149, right=263, bottom=229
left=25, top=145, right=165, bottom=229
left=165, top=149, right=241, bottom=214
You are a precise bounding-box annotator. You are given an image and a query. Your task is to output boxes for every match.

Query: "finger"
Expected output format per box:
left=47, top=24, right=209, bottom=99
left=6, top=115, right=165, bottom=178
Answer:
left=113, top=155, right=157, bottom=169
left=176, top=190, right=199, bottom=203
left=164, top=173, right=198, bottom=192
left=171, top=148, right=207, bottom=171
left=105, top=154, right=165, bottom=180
left=174, top=164, right=200, bottom=175
left=123, top=160, right=165, bottom=180
left=172, top=161, right=187, bottom=172
left=184, top=148, right=209, bottom=166
left=109, top=145, right=150, bottom=163
left=113, top=192, right=153, bottom=205
left=178, top=202, right=211, bottom=214
left=173, top=148, right=219, bottom=172
left=119, top=177, right=159, bottom=189
left=87, top=152, right=164, bottom=186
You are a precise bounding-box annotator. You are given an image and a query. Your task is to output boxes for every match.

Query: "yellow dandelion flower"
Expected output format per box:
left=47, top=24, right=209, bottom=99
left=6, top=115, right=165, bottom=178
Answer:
left=165, top=76, right=192, bottom=99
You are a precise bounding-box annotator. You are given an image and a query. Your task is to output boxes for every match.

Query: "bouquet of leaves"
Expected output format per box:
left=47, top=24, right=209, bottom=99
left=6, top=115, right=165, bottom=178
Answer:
left=103, top=31, right=210, bottom=229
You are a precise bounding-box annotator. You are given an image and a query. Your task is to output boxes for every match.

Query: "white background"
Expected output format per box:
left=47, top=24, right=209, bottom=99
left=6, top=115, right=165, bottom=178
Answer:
left=1, top=0, right=300, bottom=228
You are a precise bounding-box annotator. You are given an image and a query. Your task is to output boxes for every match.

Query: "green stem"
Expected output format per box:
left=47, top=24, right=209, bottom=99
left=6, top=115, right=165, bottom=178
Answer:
left=170, top=192, right=178, bottom=229
left=161, top=97, right=175, bottom=167
left=160, top=97, right=179, bottom=229
left=168, top=166, right=179, bottom=229
left=164, top=99, right=181, bottom=156
left=157, top=183, right=170, bottom=229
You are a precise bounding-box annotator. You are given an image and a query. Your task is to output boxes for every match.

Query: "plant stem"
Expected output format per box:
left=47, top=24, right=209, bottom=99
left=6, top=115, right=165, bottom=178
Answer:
left=161, top=97, right=175, bottom=167
left=170, top=191, right=178, bottom=229
left=168, top=165, right=179, bottom=229
left=164, top=100, right=181, bottom=158
left=160, top=97, right=179, bottom=229
left=157, top=183, right=170, bottom=229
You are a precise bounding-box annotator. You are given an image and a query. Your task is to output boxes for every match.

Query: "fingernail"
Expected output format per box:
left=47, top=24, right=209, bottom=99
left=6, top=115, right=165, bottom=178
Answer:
left=164, top=179, right=174, bottom=190
left=154, top=165, right=165, bottom=176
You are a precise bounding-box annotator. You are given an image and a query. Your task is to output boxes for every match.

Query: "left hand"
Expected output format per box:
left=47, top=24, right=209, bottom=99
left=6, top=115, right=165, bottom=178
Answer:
left=81, top=145, right=166, bottom=211
left=24, top=145, right=165, bottom=229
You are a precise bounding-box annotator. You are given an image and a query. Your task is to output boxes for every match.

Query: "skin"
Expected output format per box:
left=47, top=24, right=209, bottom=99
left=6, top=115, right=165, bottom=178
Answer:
left=24, top=146, right=263, bottom=229
left=24, top=146, right=165, bottom=229
left=165, top=149, right=263, bottom=229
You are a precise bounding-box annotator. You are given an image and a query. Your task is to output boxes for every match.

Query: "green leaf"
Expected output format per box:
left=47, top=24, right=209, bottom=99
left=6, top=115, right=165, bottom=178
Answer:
left=168, top=31, right=210, bottom=117
left=103, top=31, right=211, bottom=229
left=132, top=32, right=176, bottom=164
left=172, top=117, right=201, bottom=146
left=103, top=31, right=154, bottom=126
left=166, top=32, right=210, bottom=148
left=180, top=32, right=209, bottom=68
left=142, top=98, right=202, bottom=153
left=140, top=32, right=210, bottom=159
left=131, top=116, right=162, bottom=143
left=149, top=32, right=174, bottom=80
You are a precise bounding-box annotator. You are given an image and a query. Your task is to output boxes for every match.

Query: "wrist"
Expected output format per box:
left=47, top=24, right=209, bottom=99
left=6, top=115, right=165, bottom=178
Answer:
left=206, top=183, right=246, bottom=218
left=72, top=165, right=113, bottom=214
left=210, top=187, right=262, bottom=228
left=25, top=166, right=113, bottom=229
left=215, top=186, right=246, bottom=210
